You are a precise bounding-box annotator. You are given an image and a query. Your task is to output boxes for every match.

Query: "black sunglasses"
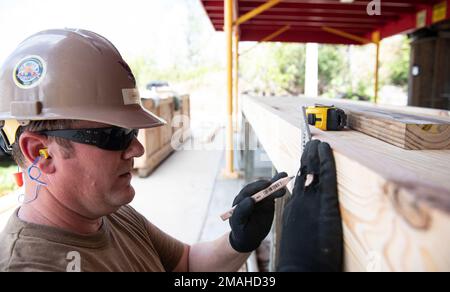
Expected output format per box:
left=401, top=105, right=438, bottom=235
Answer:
left=0, top=128, right=13, bottom=155
left=38, top=127, right=139, bottom=151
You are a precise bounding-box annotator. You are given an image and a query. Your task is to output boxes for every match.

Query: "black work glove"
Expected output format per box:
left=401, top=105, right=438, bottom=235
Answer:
left=229, top=172, right=288, bottom=253
left=277, top=140, right=343, bottom=272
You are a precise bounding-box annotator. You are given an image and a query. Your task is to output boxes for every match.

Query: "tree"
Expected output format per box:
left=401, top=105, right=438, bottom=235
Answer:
left=383, top=36, right=410, bottom=87
left=318, top=45, right=347, bottom=96
left=240, top=43, right=306, bottom=96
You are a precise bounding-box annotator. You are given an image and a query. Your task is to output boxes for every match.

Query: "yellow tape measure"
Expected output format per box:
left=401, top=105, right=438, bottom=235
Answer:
left=306, top=105, right=347, bottom=131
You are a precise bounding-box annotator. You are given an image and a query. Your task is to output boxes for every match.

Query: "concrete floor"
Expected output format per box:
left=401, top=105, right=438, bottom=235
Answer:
left=198, top=175, right=245, bottom=242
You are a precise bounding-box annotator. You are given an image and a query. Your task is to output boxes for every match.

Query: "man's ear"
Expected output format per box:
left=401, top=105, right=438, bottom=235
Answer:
left=19, top=131, right=55, bottom=174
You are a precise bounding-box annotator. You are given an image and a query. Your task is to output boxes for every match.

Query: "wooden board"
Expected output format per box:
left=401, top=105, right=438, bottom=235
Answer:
left=158, top=99, right=175, bottom=146
left=299, top=96, right=450, bottom=119
left=134, top=126, right=161, bottom=168
left=409, top=36, right=437, bottom=108
left=278, top=95, right=450, bottom=150
left=135, top=99, right=161, bottom=169
left=136, top=143, right=174, bottom=178
left=135, top=98, right=175, bottom=174
left=243, top=95, right=450, bottom=272
left=135, top=96, right=191, bottom=177
left=409, top=31, right=450, bottom=110
left=345, top=108, right=450, bottom=150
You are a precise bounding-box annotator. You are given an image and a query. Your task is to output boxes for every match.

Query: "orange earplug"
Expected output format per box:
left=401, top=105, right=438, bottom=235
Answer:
left=13, top=172, right=23, bottom=187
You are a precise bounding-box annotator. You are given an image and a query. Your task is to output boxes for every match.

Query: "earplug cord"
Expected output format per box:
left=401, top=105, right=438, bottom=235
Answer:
left=18, top=156, right=48, bottom=204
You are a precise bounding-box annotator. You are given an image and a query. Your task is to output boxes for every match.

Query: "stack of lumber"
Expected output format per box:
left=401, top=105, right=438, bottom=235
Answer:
left=134, top=95, right=191, bottom=178
left=243, top=95, right=450, bottom=272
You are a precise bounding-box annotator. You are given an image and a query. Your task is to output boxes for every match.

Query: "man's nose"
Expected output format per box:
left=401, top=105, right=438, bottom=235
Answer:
left=122, top=137, right=145, bottom=160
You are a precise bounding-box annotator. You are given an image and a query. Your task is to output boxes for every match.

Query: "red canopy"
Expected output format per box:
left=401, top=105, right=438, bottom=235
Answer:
left=201, top=0, right=450, bottom=44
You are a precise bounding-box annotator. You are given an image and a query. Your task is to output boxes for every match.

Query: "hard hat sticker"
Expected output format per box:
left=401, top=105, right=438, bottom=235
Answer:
left=13, top=56, right=46, bottom=89
left=122, top=88, right=141, bottom=105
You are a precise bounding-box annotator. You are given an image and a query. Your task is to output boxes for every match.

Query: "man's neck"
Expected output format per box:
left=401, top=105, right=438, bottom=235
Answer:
left=18, top=189, right=103, bottom=235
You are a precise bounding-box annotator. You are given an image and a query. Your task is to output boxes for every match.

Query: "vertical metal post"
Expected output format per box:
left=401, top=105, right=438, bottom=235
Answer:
left=225, top=0, right=234, bottom=175
left=243, top=114, right=251, bottom=182
left=233, top=29, right=240, bottom=133
left=373, top=31, right=381, bottom=104
left=375, top=42, right=380, bottom=104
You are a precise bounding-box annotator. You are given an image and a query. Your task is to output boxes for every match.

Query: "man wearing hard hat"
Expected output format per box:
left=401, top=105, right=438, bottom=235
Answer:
left=0, top=29, right=342, bottom=272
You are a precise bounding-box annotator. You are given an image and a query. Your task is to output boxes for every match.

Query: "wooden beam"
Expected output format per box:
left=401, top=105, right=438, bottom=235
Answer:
left=322, top=26, right=371, bottom=45
left=243, top=95, right=450, bottom=272
left=259, top=24, right=290, bottom=42
left=346, top=108, right=450, bottom=150
left=235, top=0, right=281, bottom=26
left=309, top=95, right=450, bottom=118
left=239, top=25, right=291, bottom=56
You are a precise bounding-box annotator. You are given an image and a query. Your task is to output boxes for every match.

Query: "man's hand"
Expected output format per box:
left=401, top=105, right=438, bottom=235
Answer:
left=229, top=173, right=288, bottom=253
left=278, top=140, right=343, bottom=272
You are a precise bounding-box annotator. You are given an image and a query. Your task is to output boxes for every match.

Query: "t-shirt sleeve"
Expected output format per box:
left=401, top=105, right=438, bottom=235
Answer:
left=123, top=206, right=186, bottom=272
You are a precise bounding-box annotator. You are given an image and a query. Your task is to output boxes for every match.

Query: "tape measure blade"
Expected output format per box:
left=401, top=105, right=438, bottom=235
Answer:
left=300, top=106, right=312, bottom=153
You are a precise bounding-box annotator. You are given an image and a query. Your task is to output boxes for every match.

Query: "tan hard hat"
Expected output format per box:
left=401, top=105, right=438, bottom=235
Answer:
left=0, top=28, right=165, bottom=129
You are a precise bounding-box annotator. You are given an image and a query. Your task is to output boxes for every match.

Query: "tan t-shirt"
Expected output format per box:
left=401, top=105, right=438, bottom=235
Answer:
left=0, top=205, right=185, bottom=272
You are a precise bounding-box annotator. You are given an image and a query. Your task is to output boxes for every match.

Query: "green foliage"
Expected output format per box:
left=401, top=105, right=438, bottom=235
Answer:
left=128, top=55, right=222, bottom=90
left=383, top=37, right=410, bottom=87
left=240, top=43, right=306, bottom=95
left=240, top=36, right=410, bottom=101
left=270, top=44, right=306, bottom=95
left=318, top=45, right=347, bottom=96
